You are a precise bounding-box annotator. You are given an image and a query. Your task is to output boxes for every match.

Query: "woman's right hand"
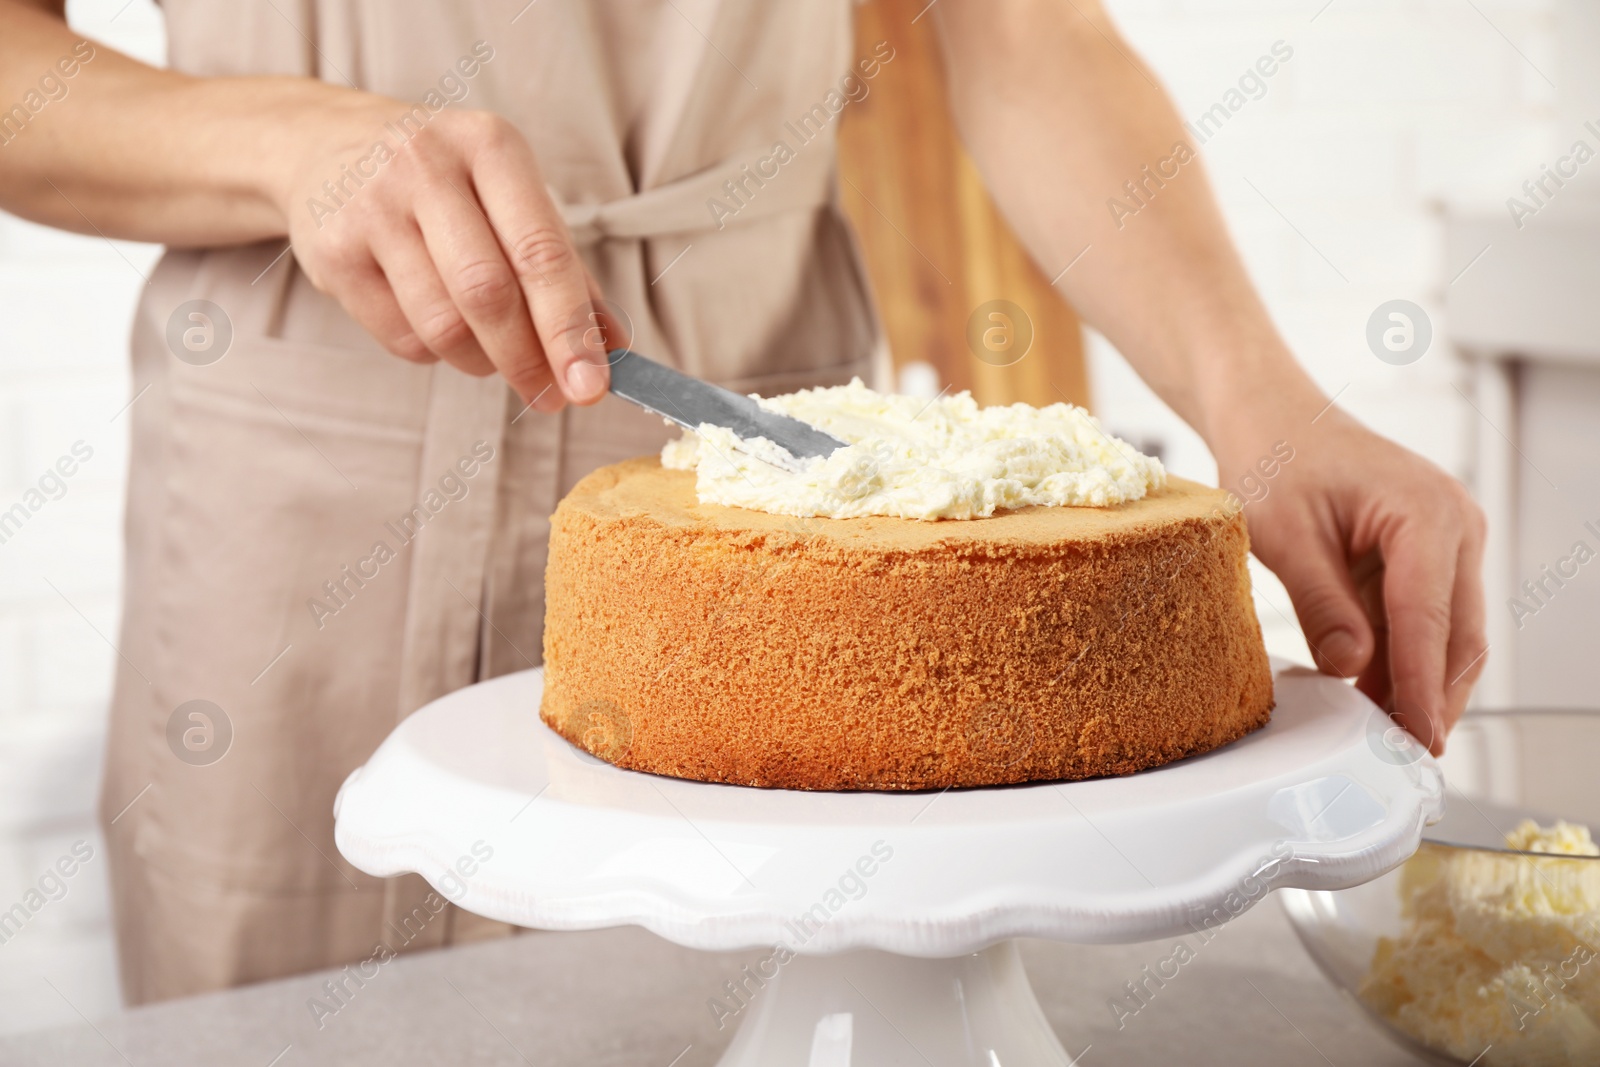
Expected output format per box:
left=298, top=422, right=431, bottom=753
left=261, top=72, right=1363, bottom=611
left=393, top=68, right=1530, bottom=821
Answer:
left=281, top=101, right=612, bottom=412
left=0, top=4, right=611, bottom=410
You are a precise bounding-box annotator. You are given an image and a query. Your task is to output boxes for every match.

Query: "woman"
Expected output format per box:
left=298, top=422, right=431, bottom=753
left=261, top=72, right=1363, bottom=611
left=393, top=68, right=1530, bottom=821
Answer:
left=0, top=0, right=1486, bottom=1004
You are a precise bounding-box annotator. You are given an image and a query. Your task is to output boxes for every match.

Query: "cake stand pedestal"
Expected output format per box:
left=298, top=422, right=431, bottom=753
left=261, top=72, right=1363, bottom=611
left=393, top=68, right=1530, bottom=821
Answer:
left=334, top=663, right=1442, bottom=1066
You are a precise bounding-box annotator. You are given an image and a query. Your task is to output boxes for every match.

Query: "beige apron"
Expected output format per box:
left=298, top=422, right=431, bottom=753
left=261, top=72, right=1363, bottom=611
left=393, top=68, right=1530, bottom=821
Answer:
left=100, top=0, right=877, bottom=1004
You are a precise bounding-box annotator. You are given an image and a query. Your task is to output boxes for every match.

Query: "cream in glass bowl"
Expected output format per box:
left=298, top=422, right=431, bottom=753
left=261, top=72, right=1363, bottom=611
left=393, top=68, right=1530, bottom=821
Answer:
left=1282, top=710, right=1600, bottom=1066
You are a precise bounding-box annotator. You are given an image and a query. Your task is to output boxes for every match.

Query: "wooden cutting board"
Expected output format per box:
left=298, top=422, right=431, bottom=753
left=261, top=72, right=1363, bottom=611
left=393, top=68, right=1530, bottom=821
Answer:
left=837, top=0, right=1091, bottom=412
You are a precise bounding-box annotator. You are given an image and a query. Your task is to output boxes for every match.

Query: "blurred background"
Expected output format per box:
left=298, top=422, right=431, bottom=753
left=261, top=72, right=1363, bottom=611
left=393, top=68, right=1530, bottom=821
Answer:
left=1, top=0, right=1595, bottom=1035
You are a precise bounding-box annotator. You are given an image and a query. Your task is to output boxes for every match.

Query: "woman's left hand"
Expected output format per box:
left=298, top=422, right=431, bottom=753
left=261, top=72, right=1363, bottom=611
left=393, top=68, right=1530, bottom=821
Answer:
left=1213, top=401, right=1488, bottom=755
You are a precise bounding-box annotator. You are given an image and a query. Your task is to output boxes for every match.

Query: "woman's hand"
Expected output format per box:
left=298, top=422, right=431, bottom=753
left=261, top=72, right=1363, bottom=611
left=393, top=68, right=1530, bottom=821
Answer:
left=1215, top=398, right=1488, bottom=755
left=0, top=5, right=612, bottom=411
left=281, top=101, right=611, bottom=412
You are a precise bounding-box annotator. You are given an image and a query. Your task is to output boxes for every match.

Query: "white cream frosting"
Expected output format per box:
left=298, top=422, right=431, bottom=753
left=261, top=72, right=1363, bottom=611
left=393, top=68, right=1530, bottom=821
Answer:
left=1360, top=820, right=1600, bottom=1066
left=659, top=379, right=1165, bottom=521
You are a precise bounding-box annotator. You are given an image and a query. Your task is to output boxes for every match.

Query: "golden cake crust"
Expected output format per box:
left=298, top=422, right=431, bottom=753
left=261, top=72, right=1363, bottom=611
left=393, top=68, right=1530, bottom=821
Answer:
left=540, top=456, right=1274, bottom=790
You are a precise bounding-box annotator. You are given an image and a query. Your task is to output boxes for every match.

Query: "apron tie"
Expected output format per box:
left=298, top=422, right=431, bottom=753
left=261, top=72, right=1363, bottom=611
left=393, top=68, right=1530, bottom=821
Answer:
left=556, top=138, right=837, bottom=245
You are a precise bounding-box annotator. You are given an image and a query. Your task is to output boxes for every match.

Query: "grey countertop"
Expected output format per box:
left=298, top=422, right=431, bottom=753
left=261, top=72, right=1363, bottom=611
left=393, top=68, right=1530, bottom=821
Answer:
left=0, top=896, right=1424, bottom=1066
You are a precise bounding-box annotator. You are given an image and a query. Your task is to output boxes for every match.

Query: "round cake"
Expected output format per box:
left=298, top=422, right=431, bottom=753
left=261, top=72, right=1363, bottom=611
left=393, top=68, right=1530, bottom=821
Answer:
left=539, top=456, right=1273, bottom=791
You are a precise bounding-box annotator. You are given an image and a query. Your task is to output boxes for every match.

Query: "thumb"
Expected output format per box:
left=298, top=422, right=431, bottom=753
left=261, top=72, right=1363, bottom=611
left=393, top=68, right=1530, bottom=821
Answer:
left=1266, top=531, right=1374, bottom=678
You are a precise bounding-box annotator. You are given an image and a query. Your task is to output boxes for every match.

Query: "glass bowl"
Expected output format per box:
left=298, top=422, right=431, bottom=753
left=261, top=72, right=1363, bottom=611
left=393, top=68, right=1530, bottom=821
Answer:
left=1281, top=710, right=1600, bottom=1067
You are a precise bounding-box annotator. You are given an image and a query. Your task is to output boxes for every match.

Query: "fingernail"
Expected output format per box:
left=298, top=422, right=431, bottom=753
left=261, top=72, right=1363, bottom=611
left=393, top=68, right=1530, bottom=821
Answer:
left=1320, top=629, right=1360, bottom=674
left=566, top=359, right=608, bottom=401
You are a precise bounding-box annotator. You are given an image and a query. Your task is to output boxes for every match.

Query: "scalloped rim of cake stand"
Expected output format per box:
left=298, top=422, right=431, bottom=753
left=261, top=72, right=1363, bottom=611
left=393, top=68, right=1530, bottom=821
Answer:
left=333, top=660, right=1443, bottom=957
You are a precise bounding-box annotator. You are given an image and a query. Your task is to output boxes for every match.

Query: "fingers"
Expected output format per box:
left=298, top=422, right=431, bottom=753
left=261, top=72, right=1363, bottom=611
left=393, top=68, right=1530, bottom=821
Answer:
left=1239, top=424, right=1486, bottom=757
left=1379, top=519, right=1461, bottom=756
left=320, top=251, right=439, bottom=366
left=371, top=228, right=494, bottom=377
left=288, top=109, right=613, bottom=411
left=1351, top=549, right=1391, bottom=711
left=1441, top=505, right=1490, bottom=735
left=469, top=125, right=610, bottom=403
left=411, top=175, right=558, bottom=404
left=1268, top=512, right=1375, bottom=678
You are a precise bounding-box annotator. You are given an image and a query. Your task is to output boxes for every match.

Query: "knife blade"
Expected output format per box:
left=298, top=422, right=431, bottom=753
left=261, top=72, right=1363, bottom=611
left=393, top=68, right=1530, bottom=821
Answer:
left=606, top=348, right=846, bottom=466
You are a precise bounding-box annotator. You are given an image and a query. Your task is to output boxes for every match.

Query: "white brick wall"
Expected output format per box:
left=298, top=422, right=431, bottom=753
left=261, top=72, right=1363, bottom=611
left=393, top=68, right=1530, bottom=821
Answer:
left=0, top=0, right=1562, bottom=1035
left=1091, top=0, right=1562, bottom=664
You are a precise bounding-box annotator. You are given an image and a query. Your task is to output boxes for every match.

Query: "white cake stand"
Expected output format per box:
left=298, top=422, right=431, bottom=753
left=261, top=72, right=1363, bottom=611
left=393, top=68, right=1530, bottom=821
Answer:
left=334, top=662, right=1443, bottom=1066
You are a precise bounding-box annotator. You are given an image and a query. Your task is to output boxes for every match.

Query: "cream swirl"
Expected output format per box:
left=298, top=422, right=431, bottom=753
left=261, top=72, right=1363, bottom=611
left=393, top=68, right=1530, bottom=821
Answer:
left=660, top=378, right=1165, bottom=520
